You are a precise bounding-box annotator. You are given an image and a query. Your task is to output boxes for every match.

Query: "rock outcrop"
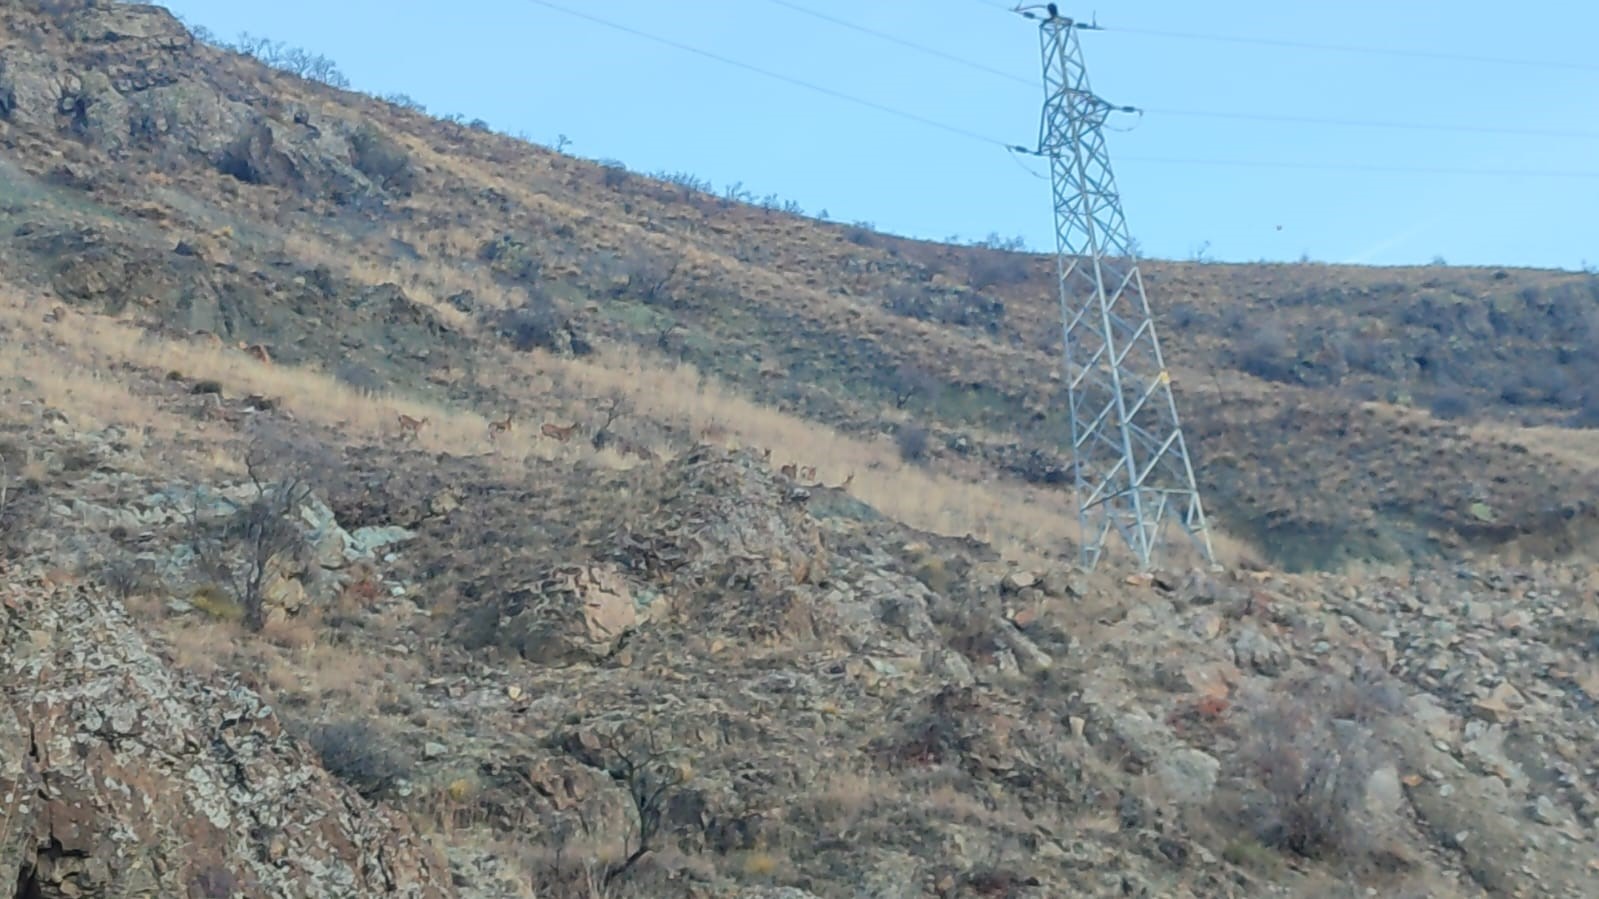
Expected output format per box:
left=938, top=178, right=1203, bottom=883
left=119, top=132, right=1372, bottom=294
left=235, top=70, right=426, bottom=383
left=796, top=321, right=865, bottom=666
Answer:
left=0, top=1, right=406, bottom=207
left=0, top=573, right=454, bottom=898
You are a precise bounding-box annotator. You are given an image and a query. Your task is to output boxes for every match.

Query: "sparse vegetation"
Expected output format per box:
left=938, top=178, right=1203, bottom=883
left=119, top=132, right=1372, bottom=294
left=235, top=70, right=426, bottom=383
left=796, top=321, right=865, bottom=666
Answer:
left=618, top=250, right=681, bottom=306
left=1428, top=387, right=1474, bottom=421
left=348, top=124, right=418, bottom=195
left=307, top=719, right=414, bottom=799
left=226, top=31, right=351, bottom=89
left=562, top=724, right=690, bottom=888
left=1226, top=667, right=1404, bottom=864
left=490, top=287, right=573, bottom=354
left=4, top=7, right=1599, bottom=897
left=183, top=435, right=317, bottom=632
left=895, top=423, right=932, bottom=463
left=1235, top=325, right=1297, bottom=383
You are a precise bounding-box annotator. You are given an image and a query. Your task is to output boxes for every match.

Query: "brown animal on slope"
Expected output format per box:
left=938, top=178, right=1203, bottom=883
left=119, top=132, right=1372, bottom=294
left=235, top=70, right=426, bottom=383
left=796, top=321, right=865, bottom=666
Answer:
left=541, top=421, right=579, bottom=443
left=397, top=413, right=429, bottom=440
left=780, top=463, right=797, bottom=479
left=488, top=412, right=514, bottom=440
left=243, top=344, right=272, bottom=365
left=799, top=465, right=817, bottom=482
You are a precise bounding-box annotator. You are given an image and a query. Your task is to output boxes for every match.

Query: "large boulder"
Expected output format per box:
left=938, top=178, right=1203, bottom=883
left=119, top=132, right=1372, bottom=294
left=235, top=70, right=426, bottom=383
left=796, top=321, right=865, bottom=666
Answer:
left=604, top=445, right=829, bottom=592
left=473, top=563, right=639, bottom=666
left=0, top=575, right=454, bottom=898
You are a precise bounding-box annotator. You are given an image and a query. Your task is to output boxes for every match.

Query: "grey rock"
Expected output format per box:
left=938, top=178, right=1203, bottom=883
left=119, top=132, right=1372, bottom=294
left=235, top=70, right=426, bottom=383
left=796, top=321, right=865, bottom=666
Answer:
left=1232, top=624, right=1289, bottom=676
left=1155, top=748, right=1220, bottom=806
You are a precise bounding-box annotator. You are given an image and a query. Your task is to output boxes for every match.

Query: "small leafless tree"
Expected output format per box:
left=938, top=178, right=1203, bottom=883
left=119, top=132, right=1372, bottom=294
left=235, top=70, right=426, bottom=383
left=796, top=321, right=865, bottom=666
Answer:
left=603, top=731, right=687, bottom=886
left=563, top=724, right=689, bottom=888
left=589, top=392, right=631, bottom=451
left=621, top=252, right=681, bottom=306
left=186, top=437, right=315, bottom=632
left=889, top=363, right=941, bottom=410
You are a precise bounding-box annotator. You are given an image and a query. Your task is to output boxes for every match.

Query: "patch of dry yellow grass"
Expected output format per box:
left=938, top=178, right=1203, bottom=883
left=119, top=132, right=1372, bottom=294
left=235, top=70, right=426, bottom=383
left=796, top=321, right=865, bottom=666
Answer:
left=2, top=280, right=1246, bottom=568
left=1470, top=421, right=1599, bottom=475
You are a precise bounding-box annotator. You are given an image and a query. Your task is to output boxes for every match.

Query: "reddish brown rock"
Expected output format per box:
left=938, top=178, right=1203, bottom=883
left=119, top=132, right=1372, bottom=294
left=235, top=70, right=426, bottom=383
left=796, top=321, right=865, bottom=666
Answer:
left=0, top=577, right=454, bottom=898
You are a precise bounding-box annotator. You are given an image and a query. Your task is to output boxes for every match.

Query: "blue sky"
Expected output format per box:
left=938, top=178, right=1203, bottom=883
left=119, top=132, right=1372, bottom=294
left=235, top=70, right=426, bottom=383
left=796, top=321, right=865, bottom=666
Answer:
left=159, top=1, right=1598, bottom=270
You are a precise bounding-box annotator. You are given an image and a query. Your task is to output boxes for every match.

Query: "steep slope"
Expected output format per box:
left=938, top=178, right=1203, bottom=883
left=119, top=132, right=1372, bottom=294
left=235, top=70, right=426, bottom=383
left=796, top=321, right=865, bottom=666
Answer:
left=1, top=572, right=452, bottom=898
left=0, top=0, right=1595, bottom=572
left=4, top=5, right=1599, bottom=898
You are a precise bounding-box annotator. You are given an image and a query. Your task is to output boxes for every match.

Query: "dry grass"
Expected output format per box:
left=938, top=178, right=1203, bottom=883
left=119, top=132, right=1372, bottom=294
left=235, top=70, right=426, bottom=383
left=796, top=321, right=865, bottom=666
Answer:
left=3, top=279, right=1254, bottom=569
left=1471, top=421, right=1599, bottom=474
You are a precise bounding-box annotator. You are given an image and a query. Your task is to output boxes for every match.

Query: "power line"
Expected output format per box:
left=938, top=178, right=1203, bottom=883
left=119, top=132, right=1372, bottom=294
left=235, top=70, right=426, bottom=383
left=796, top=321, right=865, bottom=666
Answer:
left=521, top=0, right=1599, bottom=180
left=972, top=0, right=1599, bottom=73
left=758, top=0, right=1033, bottom=87
left=765, top=0, right=1599, bottom=140
left=1107, top=24, right=1599, bottom=74
left=1138, top=108, right=1599, bottom=140
left=522, top=0, right=1008, bottom=149
left=1110, top=155, right=1599, bottom=179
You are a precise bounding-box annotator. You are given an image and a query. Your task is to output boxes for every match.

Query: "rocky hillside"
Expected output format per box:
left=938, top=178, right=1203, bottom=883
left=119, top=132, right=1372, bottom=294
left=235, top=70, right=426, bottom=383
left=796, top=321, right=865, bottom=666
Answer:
left=3, top=3, right=1599, bottom=898
left=0, top=1, right=1594, bottom=572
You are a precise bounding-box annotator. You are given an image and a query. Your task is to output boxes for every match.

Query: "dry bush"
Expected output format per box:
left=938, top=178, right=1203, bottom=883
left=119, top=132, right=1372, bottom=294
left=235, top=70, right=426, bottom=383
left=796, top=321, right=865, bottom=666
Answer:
left=306, top=718, right=414, bottom=800
left=895, top=423, right=931, bottom=463
left=1427, top=388, right=1473, bottom=422
left=888, top=363, right=940, bottom=410
left=183, top=431, right=331, bottom=631
left=559, top=724, right=690, bottom=889
left=348, top=124, right=417, bottom=195
left=0, top=460, right=41, bottom=561
left=1226, top=666, right=1405, bottom=864
left=1235, top=326, right=1297, bottom=384
left=618, top=250, right=681, bottom=306
left=489, top=287, right=574, bottom=354
left=966, top=249, right=1031, bottom=290
left=100, top=552, right=155, bottom=601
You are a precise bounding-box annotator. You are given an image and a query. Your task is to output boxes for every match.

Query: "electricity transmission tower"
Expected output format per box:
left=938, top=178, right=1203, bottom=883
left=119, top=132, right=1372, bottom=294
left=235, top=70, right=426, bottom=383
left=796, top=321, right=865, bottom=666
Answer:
left=1018, top=5, right=1215, bottom=571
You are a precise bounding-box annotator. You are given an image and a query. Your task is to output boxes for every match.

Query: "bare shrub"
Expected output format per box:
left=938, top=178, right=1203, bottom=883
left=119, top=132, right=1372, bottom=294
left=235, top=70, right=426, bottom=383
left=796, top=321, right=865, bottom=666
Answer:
left=1229, top=667, right=1404, bottom=863
left=888, top=363, right=940, bottom=410
left=307, top=719, right=413, bottom=799
left=332, top=360, right=384, bottom=394
left=0, top=458, right=41, bottom=561
left=490, top=287, right=571, bottom=353
left=380, top=93, right=426, bottom=113
left=896, top=423, right=931, bottom=464
left=477, top=234, right=543, bottom=285
left=599, top=161, right=631, bottom=190
left=1235, top=326, right=1297, bottom=383
left=1427, top=388, right=1473, bottom=421
left=967, top=250, right=1031, bottom=290
left=560, top=724, right=689, bottom=888
left=184, top=431, right=326, bottom=632
left=101, top=552, right=154, bottom=602
left=588, top=391, right=631, bottom=451
left=229, top=32, right=351, bottom=88
left=1571, top=389, right=1599, bottom=429
left=618, top=251, right=681, bottom=306
left=348, top=125, right=417, bottom=196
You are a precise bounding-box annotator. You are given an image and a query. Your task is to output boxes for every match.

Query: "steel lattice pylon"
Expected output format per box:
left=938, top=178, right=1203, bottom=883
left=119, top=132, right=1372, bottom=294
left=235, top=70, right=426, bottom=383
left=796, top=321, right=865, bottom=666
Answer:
left=1032, top=12, right=1215, bottom=571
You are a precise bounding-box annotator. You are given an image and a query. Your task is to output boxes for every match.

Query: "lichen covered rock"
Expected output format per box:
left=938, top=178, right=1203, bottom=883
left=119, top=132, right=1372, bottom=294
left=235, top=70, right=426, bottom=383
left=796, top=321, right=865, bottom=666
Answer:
left=0, top=575, right=454, bottom=898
